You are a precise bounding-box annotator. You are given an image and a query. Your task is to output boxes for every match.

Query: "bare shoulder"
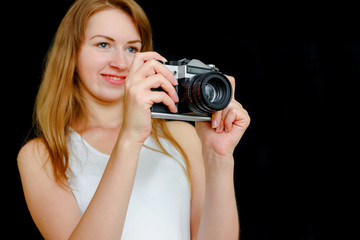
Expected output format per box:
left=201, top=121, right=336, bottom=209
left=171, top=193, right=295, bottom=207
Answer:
left=18, top=138, right=48, bottom=166
left=17, top=137, right=54, bottom=181
left=165, top=122, right=205, bottom=232
left=18, top=139, right=80, bottom=239
left=165, top=120, right=196, bottom=135
left=165, top=121, right=203, bottom=170
left=165, top=121, right=202, bottom=151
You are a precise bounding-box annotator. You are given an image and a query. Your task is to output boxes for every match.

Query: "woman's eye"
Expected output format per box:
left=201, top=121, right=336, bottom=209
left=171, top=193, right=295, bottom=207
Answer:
left=127, top=46, right=139, bottom=53
left=98, top=42, right=109, bottom=49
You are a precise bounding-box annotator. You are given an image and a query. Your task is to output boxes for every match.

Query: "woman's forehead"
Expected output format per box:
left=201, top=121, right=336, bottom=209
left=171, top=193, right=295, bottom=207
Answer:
left=85, top=8, right=140, bottom=42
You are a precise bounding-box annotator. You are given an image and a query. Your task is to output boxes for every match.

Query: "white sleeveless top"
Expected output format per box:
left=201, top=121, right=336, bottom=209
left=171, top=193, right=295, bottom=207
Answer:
left=66, top=129, right=191, bottom=240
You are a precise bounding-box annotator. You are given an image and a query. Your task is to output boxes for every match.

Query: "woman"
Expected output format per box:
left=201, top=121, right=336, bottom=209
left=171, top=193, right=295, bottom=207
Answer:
left=17, top=0, right=250, bottom=239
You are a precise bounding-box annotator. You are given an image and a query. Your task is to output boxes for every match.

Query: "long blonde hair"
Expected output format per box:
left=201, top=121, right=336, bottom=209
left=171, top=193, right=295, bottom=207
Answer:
left=34, top=0, right=191, bottom=188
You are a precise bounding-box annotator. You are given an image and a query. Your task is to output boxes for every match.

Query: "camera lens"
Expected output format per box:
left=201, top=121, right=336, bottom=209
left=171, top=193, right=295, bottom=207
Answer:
left=205, top=83, right=216, bottom=102
left=187, top=72, right=232, bottom=114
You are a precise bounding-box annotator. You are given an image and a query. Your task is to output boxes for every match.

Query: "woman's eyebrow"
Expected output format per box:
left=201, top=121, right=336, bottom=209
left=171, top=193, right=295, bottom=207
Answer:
left=90, top=34, right=115, bottom=41
left=128, top=39, right=141, bottom=44
left=90, top=34, right=141, bottom=44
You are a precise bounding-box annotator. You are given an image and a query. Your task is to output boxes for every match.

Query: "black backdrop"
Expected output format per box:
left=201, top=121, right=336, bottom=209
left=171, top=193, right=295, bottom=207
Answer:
left=6, top=0, right=356, bottom=239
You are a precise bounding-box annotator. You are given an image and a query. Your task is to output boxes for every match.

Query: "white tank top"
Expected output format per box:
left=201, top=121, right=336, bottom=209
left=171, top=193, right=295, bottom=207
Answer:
left=66, top=129, right=191, bottom=240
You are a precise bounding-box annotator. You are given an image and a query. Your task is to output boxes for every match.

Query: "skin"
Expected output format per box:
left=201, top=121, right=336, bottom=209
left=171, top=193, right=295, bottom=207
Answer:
left=18, top=8, right=250, bottom=240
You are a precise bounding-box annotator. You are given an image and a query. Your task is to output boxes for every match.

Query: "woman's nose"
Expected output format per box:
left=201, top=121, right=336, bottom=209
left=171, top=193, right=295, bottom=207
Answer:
left=109, top=50, right=129, bottom=70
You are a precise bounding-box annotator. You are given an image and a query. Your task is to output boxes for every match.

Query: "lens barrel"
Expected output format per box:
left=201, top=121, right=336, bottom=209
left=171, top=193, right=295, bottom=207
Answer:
left=188, top=72, right=232, bottom=114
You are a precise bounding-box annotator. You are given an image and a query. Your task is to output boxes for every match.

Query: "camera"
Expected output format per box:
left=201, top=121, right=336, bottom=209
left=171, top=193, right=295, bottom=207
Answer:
left=151, top=58, right=232, bottom=121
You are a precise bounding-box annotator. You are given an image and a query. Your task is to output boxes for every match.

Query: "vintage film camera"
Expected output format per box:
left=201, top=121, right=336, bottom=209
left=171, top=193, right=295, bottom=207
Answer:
left=151, top=59, right=232, bottom=121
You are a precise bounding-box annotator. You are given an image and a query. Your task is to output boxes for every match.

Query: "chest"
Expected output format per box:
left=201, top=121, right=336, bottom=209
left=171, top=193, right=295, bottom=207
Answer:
left=79, top=128, right=120, bottom=155
left=67, top=133, right=191, bottom=239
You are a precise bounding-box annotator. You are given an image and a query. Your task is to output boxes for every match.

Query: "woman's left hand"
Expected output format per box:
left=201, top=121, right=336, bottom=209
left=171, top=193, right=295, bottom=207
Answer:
left=195, top=76, right=250, bottom=159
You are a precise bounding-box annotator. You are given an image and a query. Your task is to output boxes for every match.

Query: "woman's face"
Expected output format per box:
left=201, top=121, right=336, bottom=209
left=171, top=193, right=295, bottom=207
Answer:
left=77, top=8, right=141, bottom=102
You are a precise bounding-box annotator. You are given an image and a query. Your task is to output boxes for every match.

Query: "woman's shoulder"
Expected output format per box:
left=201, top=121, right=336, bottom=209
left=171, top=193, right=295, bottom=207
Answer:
left=165, top=121, right=202, bottom=159
left=165, top=122, right=205, bottom=216
left=17, top=138, right=50, bottom=174
left=165, top=120, right=196, bottom=135
left=18, top=137, right=48, bottom=158
left=165, top=121, right=199, bottom=144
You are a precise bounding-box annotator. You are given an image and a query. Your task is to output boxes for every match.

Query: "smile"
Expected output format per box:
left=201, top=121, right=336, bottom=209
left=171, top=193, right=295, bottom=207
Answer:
left=101, top=74, right=126, bottom=85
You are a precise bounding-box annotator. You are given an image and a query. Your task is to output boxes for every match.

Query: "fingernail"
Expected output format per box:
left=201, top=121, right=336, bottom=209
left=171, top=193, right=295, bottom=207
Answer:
left=173, top=77, right=178, bottom=85
left=212, top=120, right=217, bottom=128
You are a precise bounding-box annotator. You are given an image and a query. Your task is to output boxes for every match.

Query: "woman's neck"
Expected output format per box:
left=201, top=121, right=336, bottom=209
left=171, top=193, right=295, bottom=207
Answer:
left=73, top=91, right=124, bottom=132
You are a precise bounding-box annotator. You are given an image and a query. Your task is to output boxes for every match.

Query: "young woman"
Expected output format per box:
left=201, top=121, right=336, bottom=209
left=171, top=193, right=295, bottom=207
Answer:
left=17, top=0, right=250, bottom=239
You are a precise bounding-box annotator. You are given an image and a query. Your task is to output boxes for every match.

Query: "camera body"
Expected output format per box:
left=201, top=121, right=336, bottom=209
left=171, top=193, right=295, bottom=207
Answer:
left=151, top=59, right=232, bottom=121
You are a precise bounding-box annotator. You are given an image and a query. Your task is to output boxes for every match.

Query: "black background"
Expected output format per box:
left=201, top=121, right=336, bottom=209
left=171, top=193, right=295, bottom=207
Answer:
left=5, top=0, right=357, bottom=239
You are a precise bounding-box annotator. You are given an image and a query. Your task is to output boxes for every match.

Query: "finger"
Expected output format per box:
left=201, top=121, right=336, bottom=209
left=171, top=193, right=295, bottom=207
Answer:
left=150, top=91, right=177, bottom=113
left=225, top=75, right=236, bottom=99
left=211, top=111, right=222, bottom=129
left=224, top=108, right=237, bottom=133
left=142, top=59, right=177, bottom=85
left=144, top=74, right=179, bottom=103
left=130, top=51, right=167, bottom=72
left=216, top=119, right=225, bottom=133
left=217, top=102, right=236, bottom=132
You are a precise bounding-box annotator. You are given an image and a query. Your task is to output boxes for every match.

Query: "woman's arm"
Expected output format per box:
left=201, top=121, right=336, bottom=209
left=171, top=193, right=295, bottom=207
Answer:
left=167, top=121, right=240, bottom=240
left=69, top=130, right=143, bottom=239
left=168, top=76, right=250, bottom=240
left=73, top=52, right=178, bottom=239
left=197, top=152, right=239, bottom=240
left=166, top=121, right=205, bottom=239
left=18, top=139, right=82, bottom=240
left=18, top=131, right=143, bottom=240
left=18, top=52, right=178, bottom=240
left=196, top=100, right=249, bottom=239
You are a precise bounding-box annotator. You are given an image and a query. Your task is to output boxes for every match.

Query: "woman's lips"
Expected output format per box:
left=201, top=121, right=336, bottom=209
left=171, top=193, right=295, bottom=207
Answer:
left=101, top=74, right=126, bottom=85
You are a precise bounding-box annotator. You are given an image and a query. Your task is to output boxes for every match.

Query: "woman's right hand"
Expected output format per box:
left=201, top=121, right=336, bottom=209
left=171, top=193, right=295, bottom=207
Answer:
left=121, top=52, right=178, bottom=144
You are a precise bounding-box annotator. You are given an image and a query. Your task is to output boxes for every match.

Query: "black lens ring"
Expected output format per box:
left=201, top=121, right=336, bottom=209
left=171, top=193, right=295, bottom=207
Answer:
left=188, top=78, right=210, bottom=114
left=188, top=72, right=232, bottom=114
